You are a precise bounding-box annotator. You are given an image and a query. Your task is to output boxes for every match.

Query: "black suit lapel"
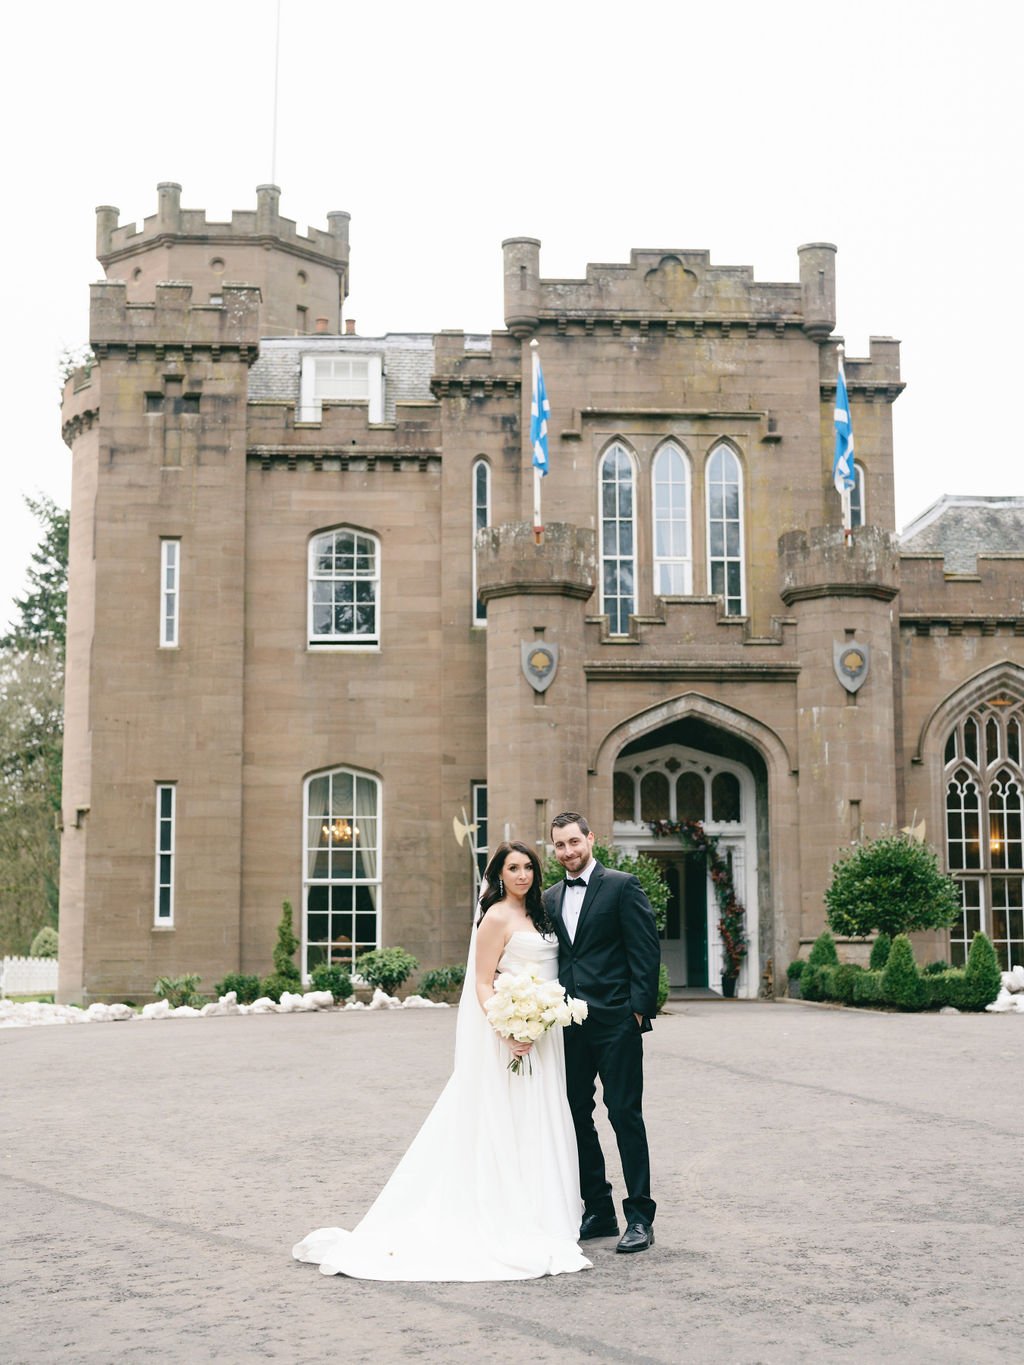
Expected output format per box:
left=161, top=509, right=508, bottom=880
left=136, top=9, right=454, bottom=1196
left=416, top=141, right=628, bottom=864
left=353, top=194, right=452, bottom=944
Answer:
left=548, top=881, right=571, bottom=948
left=573, top=862, right=604, bottom=943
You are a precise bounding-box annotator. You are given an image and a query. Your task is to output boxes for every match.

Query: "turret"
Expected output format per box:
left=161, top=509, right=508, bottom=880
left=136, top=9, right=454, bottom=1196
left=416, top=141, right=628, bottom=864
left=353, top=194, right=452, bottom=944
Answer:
left=798, top=242, right=837, bottom=341
left=502, top=237, right=541, bottom=338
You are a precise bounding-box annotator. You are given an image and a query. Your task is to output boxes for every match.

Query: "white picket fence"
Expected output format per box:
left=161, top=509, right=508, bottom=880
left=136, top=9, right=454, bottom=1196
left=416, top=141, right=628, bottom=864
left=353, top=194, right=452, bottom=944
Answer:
left=0, top=956, right=59, bottom=997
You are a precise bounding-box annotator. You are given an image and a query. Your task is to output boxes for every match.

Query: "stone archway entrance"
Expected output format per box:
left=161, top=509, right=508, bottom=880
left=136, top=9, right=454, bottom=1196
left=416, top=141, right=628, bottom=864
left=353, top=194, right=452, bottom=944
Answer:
left=609, top=718, right=768, bottom=997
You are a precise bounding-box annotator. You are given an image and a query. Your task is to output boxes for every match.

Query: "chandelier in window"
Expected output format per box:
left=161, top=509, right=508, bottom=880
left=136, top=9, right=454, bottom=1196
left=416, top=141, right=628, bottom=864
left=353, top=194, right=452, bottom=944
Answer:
left=321, top=818, right=358, bottom=844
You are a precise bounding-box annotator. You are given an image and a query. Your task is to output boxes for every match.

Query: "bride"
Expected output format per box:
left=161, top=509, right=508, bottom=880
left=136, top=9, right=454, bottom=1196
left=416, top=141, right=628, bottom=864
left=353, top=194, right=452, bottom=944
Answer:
left=292, top=839, right=591, bottom=1281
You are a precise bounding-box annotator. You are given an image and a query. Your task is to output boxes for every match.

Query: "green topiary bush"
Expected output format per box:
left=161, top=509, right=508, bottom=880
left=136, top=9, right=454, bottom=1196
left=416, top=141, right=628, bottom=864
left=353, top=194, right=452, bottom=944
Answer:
left=30, top=926, right=59, bottom=958
left=310, top=963, right=353, bottom=1002
left=213, top=972, right=262, bottom=1004
left=657, top=962, right=670, bottom=1012
left=418, top=964, right=466, bottom=1000
left=924, top=970, right=965, bottom=1010
left=922, top=959, right=950, bottom=976
left=355, top=947, right=419, bottom=996
left=960, top=931, right=1002, bottom=1011
left=258, top=974, right=302, bottom=1003
left=829, top=962, right=863, bottom=1005
left=868, top=932, right=892, bottom=971
left=852, top=969, right=885, bottom=1005
left=272, top=901, right=302, bottom=989
left=786, top=959, right=806, bottom=981
left=880, top=934, right=926, bottom=1011
left=807, top=931, right=840, bottom=969
left=800, top=965, right=828, bottom=1002
left=154, top=974, right=204, bottom=1008
left=825, top=834, right=961, bottom=939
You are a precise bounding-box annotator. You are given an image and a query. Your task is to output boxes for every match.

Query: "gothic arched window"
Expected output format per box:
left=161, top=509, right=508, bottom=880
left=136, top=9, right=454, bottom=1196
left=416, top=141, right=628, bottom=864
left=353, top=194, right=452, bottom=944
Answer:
left=706, top=444, right=745, bottom=615
left=944, top=698, right=1024, bottom=969
left=472, top=459, right=491, bottom=626
left=600, top=443, right=636, bottom=635
left=652, top=443, right=692, bottom=595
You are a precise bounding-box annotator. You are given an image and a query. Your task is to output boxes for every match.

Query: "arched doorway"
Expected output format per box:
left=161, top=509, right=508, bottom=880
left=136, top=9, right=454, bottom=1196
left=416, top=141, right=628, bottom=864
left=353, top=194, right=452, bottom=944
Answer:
left=610, top=718, right=767, bottom=997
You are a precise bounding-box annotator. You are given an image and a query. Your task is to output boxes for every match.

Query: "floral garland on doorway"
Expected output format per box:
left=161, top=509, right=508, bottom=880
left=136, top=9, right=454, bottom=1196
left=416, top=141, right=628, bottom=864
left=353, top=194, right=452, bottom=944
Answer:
left=648, top=819, right=749, bottom=978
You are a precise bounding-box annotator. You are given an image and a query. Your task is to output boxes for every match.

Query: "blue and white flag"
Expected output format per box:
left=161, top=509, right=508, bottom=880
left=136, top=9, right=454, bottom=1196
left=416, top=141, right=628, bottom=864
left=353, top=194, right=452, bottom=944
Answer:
left=832, top=352, right=855, bottom=495
left=530, top=344, right=550, bottom=476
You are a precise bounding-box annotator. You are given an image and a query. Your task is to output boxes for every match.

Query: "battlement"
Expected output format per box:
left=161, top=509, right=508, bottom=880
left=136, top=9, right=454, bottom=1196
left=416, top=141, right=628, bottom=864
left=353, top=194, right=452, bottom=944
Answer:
left=778, top=525, right=901, bottom=604
left=90, top=280, right=262, bottom=355
left=96, top=183, right=349, bottom=266
left=502, top=238, right=838, bottom=339
left=819, top=337, right=904, bottom=400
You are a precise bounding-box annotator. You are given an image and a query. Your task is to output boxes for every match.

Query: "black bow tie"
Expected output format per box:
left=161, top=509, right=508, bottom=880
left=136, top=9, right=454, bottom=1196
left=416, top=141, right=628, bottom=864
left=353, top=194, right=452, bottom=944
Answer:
left=564, top=877, right=587, bottom=887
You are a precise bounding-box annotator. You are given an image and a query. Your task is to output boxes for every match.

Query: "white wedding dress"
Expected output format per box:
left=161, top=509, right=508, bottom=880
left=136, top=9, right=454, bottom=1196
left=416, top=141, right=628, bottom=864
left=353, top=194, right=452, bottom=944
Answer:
left=292, top=929, right=591, bottom=1281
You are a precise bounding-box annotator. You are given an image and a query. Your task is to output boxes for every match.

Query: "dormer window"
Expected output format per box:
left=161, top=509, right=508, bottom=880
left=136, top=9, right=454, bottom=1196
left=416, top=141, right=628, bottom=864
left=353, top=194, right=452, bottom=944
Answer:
left=299, top=353, right=384, bottom=422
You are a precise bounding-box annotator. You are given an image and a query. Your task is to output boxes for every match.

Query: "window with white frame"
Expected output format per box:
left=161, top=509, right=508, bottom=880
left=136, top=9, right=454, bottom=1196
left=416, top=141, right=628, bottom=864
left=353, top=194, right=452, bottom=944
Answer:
left=706, top=444, right=745, bottom=615
left=154, top=783, right=176, bottom=925
left=304, top=767, right=382, bottom=977
left=944, top=697, right=1024, bottom=969
left=160, top=539, right=180, bottom=647
left=600, top=443, right=636, bottom=635
left=308, top=528, right=380, bottom=647
left=471, top=781, right=488, bottom=901
left=652, top=442, right=692, bottom=595
left=298, top=353, right=384, bottom=423
left=850, top=462, right=866, bottom=529
left=472, top=459, right=491, bottom=625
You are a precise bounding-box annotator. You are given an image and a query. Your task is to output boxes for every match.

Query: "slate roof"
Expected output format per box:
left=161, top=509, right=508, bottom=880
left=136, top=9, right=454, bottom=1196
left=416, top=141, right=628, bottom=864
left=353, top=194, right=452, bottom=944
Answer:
left=901, top=496, right=1024, bottom=573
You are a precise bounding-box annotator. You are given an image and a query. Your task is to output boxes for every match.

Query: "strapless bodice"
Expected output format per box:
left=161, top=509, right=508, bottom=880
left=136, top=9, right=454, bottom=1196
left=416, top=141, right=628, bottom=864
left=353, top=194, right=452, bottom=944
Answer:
left=497, top=930, right=560, bottom=981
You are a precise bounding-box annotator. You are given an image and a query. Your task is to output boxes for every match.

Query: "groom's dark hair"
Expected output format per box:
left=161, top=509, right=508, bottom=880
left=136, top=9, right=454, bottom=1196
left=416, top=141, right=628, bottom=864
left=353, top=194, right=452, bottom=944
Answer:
left=551, top=811, right=590, bottom=836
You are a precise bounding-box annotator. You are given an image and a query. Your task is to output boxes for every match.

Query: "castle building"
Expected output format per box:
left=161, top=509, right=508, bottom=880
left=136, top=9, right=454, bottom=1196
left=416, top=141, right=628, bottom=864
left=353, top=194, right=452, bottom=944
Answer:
left=58, top=185, right=1024, bottom=1003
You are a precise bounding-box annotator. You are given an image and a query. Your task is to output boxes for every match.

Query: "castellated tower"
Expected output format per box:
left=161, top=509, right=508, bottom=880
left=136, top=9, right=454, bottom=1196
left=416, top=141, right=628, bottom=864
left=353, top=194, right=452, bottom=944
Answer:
left=95, top=183, right=350, bottom=336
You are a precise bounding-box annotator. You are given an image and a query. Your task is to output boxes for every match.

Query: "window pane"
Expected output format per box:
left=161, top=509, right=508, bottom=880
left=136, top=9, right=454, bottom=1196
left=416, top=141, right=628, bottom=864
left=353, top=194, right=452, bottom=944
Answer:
left=677, top=772, right=704, bottom=822
left=640, top=773, right=670, bottom=822
left=613, top=772, right=635, bottom=822
left=712, top=772, right=741, bottom=822
left=963, top=717, right=978, bottom=763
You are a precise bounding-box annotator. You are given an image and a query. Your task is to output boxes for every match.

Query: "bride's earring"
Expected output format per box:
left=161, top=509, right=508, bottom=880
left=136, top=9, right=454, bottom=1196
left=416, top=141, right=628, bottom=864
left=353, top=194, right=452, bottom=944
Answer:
left=499, top=877, right=506, bottom=898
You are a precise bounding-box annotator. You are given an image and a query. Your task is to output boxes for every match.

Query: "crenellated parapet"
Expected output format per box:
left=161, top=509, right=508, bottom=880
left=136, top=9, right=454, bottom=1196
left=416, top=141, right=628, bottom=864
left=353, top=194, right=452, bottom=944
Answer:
left=779, top=525, right=901, bottom=604
left=899, top=553, right=1024, bottom=631
left=89, top=280, right=262, bottom=360
left=476, top=522, right=596, bottom=602
left=97, top=182, right=350, bottom=270
left=502, top=239, right=840, bottom=339
left=819, top=336, right=904, bottom=404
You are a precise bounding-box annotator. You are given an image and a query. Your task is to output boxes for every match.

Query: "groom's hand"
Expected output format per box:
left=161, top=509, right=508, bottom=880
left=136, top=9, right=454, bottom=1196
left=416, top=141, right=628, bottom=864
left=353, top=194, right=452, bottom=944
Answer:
left=634, top=1012, right=643, bottom=1027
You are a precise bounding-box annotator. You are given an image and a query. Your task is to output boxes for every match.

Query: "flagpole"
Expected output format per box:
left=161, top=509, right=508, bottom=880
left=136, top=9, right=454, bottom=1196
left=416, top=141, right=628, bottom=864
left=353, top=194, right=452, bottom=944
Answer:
left=530, top=340, right=544, bottom=545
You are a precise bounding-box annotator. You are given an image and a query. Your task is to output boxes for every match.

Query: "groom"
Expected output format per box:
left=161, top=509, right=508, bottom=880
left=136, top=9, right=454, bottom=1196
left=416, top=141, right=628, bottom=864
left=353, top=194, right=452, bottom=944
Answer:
left=543, top=811, right=661, bottom=1254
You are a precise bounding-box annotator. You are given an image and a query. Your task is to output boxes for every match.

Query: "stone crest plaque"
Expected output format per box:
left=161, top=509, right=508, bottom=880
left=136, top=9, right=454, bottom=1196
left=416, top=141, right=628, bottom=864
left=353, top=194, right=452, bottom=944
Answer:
left=833, top=641, right=870, bottom=694
left=521, top=642, right=559, bottom=693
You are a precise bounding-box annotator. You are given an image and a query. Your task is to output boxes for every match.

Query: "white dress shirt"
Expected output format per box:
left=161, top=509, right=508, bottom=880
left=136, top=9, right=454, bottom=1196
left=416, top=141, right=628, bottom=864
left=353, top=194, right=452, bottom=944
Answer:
left=562, top=858, right=595, bottom=943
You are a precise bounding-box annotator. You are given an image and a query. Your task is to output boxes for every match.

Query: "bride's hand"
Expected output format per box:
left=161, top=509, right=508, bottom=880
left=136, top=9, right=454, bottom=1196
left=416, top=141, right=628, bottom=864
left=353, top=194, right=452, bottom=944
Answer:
left=505, top=1038, right=533, bottom=1058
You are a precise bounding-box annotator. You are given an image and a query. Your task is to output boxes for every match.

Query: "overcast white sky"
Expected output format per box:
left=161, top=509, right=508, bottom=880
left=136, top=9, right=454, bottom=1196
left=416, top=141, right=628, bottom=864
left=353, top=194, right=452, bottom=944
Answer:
left=1, top=0, right=1019, bottom=630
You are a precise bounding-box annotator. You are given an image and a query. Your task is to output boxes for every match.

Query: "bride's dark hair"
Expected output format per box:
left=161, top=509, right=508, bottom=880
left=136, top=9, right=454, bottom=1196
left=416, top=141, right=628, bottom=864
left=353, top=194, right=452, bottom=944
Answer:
left=477, top=840, right=552, bottom=934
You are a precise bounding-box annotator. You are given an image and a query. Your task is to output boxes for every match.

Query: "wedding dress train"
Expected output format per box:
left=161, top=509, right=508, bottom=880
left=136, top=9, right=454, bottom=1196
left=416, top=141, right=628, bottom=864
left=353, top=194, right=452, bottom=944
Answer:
left=292, top=930, right=591, bottom=1281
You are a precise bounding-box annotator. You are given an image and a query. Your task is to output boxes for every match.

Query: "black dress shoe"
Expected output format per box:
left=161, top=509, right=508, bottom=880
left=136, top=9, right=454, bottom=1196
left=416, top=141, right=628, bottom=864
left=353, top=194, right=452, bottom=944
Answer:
left=579, top=1211, right=620, bottom=1240
left=616, top=1221, right=655, bottom=1253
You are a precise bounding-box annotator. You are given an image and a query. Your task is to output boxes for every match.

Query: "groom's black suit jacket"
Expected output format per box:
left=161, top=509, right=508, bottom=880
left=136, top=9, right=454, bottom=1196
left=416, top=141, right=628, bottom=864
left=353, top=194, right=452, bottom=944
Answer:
left=543, top=862, right=662, bottom=1031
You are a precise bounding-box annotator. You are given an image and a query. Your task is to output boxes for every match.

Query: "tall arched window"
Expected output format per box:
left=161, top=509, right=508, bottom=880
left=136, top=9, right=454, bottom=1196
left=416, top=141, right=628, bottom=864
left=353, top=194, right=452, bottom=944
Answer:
left=944, top=697, right=1024, bottom=968
left=600, top=443, right=636, bottom=634
left=472, top=459, right=491, bottom=625
left=303, top=767, right=381, bottom=978
left=706, top=444, right=744, bottom=615
left=850, top=462, right=866, bottom=529
left=652, top=443, right=692, bottom=595
left=308, top=528, right=380, bottom=646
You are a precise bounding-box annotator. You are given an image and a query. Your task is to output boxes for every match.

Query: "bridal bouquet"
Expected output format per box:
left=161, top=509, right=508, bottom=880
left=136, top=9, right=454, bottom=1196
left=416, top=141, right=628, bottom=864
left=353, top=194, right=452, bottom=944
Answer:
left=484, top=972, right=588, bottom=1074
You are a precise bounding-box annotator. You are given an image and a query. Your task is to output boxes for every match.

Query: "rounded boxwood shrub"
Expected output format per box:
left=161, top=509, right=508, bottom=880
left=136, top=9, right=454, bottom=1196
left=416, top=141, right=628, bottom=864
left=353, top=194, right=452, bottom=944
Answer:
left=807, top=930, right=840, bottom=969
left=924, top=970, right=965, bottom=1010
left=418, top=964, right=466, bottom=1000
left=310, top=963, right=354, bottom=1002
left=800, top=964, right=828, bottom=1001
left=868, top=932, right=892, bottom=971
left=829, top=962, right=862, bottom=1005
left=826, top=834, right=961, bottom=939
left=852, top=969, right=884, bottom=1005
left=258, top=973, right=303, bottom=1003
left=880, top=934, right=926, bottom=1011
left=960, top=931, right=1001, bottom=1011
left=355, top=947, right=419, bottom=996
left=786, top=959, right=806, bottom=981
left=213, top=972, right=262, bottom=1004
left=30, top=926, right=59, bottom=958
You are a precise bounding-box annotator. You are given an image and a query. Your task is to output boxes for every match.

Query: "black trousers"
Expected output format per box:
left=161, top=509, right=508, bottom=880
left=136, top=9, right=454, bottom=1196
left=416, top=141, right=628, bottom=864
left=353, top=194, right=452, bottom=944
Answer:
left=564, top=1009, right=656, bottom=1227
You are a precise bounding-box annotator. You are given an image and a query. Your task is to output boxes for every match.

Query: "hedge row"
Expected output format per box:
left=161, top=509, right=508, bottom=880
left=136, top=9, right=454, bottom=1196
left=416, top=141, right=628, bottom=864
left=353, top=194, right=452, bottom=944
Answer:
left=788, top=931, right=1001, bottom=1012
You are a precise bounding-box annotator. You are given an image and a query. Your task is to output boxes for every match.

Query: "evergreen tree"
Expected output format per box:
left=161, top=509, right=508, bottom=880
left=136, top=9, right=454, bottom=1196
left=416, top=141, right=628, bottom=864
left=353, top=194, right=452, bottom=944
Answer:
left=2, top=495, right=69, bottom=658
